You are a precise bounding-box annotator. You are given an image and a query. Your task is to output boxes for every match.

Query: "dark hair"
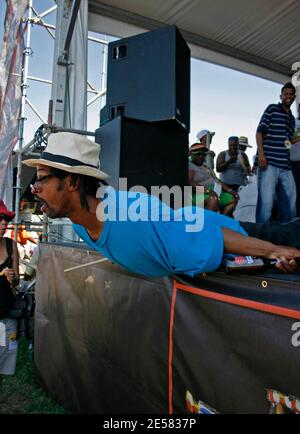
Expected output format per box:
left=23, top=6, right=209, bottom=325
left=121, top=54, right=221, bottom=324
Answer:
left=281, top=82, right=296, bottom=94
left=48, top=167, right=108, bottom=211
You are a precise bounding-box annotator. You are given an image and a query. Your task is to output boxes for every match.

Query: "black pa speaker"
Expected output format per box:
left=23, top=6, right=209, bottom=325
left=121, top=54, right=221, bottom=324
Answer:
left=95, top=116, right=189, bottom=193
left=100, top=25, right=190, bottom=131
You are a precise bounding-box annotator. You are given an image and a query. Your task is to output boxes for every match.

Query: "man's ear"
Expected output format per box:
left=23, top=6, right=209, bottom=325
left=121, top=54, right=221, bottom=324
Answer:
left=67, top=174, right=80, bottom=192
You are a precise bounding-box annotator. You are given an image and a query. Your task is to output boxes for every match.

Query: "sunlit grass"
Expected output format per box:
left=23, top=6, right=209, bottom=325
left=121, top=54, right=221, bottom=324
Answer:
left=0, top=322, right=70, bottom=414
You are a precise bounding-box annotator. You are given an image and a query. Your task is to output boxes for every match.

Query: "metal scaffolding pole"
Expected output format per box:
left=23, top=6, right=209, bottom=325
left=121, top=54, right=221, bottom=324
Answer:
left=14, top=0, right=32, bottom=240
left=100, top=35, right=108, bottom=110
left=11, top=0, right=109, bottom=243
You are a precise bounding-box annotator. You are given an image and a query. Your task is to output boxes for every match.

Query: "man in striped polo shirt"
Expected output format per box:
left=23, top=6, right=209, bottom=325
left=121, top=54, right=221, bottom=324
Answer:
left=256, top=82, right=300, bottom=223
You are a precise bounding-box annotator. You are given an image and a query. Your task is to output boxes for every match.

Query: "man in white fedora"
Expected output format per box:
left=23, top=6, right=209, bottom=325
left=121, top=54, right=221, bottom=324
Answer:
left=23, top=132, right=300, bottom=275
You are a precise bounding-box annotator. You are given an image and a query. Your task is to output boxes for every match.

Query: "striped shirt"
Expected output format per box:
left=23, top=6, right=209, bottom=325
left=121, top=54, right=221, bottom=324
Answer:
left=257, top=103, right=295, bottom=169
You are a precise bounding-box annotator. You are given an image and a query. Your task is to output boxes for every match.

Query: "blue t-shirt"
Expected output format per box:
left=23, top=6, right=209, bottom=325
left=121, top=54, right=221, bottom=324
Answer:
left=73, top=189, right=247, bottom=278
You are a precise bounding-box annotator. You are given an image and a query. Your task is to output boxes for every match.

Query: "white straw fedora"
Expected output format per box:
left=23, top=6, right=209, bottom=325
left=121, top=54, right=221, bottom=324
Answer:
left=23, top=132, right=109, bottom=180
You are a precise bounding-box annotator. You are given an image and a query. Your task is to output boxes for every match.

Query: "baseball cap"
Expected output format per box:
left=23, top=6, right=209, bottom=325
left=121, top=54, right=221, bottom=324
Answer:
left=190, top=143, right=208, bottom=153
left=228, top=136, right=239, bottom=143
left=196, top=129, right=215, bottom=141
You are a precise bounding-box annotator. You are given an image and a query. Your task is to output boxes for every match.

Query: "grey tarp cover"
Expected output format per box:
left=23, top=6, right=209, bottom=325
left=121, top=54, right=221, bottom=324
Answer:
left=35, top=243, right=173, bottom=414
left=34, top=243, right=300, bottom=414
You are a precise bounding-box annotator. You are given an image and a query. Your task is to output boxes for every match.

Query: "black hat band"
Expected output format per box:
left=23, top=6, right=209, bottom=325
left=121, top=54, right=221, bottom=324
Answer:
left=40, top=152, right=98, bottom=169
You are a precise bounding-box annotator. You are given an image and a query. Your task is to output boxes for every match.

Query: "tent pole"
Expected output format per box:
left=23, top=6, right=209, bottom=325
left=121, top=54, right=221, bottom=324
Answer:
left=14, top=0, right=32, bottom=241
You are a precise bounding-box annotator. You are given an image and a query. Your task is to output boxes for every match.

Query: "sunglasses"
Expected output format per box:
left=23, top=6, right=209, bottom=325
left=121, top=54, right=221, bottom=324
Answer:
left=0, top=214, right=10, bottom=222
left=191, top=151, right=206, bottom=156
left=31, top=175, right=54, bottom=194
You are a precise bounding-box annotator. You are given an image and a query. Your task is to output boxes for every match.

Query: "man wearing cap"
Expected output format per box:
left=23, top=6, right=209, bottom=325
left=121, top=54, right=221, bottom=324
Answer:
left=216, top=136, right=250, bottom=191
left=23, top=132, right=300, bottom=276
left=195, top=129, right=216, bottom=170
left=188, top=143, right=238, bottom=217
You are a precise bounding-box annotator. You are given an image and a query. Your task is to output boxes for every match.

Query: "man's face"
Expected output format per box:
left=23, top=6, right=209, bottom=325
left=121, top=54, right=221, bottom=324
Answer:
left=280, top=88, right=295, bottom=108
left=32, top=165, right=71, bottom=219
left=228, top=140, right=238, bottom=155
left=200, top=136, right=207, bottom=146
left=190, top=151, right=206, bottom=165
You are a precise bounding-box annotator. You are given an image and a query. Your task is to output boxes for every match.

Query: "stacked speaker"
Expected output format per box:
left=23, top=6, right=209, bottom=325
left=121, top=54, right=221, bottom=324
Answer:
left=95, top=25, right=190, bottom=192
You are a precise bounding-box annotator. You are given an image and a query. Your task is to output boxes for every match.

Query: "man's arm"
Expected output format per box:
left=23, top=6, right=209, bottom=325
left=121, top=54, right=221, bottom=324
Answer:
left=256, top=105, right=273, bottom=169
left=256, top=131, right=268, bottom=169
left=238, top=153, right=251, bottom=174
left=242, top=152, right=251, bottom=170
left=222, top=227, right=300, bottom=273
left=188, top=170, right=199, bottom=187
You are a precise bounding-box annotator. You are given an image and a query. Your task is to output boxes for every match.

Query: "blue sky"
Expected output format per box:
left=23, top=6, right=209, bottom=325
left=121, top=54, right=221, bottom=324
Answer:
left=1, top=0, right=292, bottom=163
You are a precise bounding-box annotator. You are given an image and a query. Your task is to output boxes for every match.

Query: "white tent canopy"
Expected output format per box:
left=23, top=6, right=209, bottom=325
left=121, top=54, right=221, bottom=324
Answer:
left=88, top=0, right=300, bottom=84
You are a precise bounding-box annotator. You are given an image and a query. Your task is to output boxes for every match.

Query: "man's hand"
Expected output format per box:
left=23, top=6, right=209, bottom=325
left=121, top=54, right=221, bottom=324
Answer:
left=222, top=228, right=300, bottom=274
left=267, top=246, right=300, bottom=273
left=258, top=154, right=268, bottom=169
left=228, top=155, right=237, bottom=164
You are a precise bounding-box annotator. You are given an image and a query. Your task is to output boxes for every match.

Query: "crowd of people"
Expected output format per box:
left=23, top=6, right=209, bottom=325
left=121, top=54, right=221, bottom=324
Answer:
left=189, top=82, right=300, bottom=225
left=189, top=133, right=248, bottom=217
left=1, top=81, right=300, bottom=384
